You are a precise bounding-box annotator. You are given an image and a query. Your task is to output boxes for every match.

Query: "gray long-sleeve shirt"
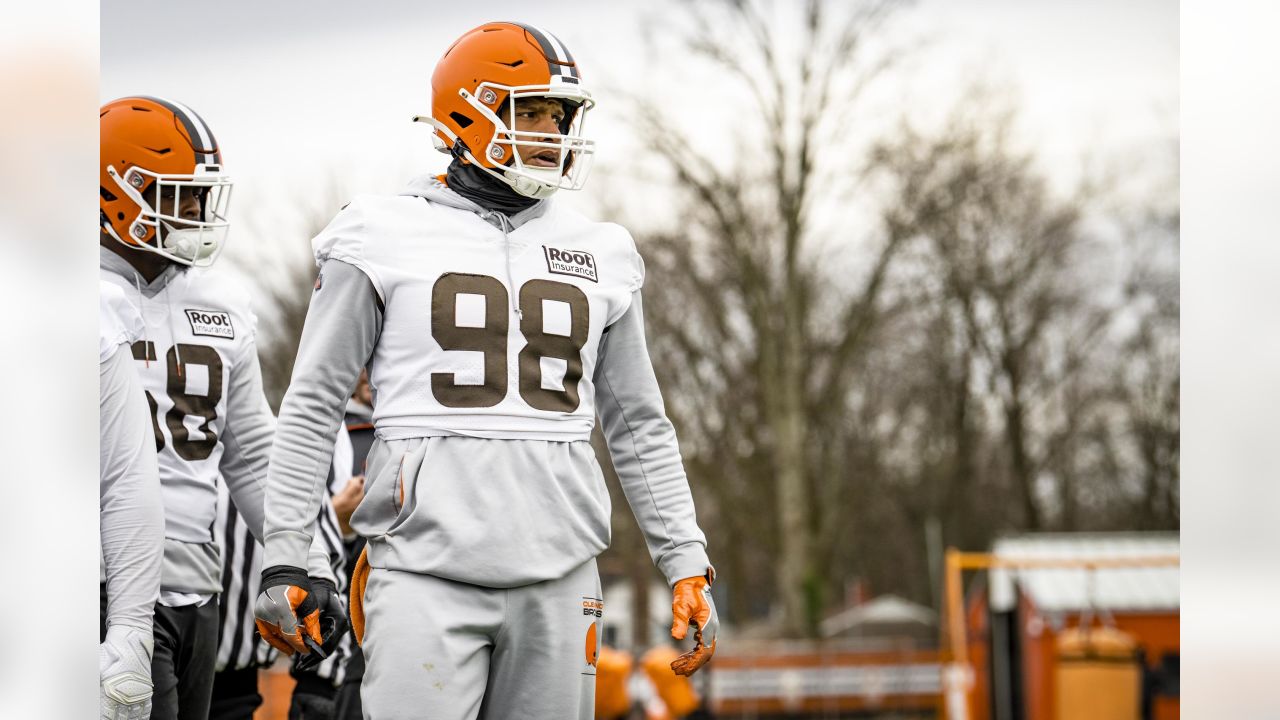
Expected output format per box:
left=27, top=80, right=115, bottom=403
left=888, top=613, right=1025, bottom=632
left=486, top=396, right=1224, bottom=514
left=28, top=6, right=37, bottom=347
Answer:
left=99, top=338, right=164, bottom=631
left=263, top=184, right=711, bottom=588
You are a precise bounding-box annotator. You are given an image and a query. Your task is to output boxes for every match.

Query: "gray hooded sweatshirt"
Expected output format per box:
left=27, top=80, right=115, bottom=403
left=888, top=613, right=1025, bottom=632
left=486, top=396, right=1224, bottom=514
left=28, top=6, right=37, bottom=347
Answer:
left=262, top=177, right=712, bottom=588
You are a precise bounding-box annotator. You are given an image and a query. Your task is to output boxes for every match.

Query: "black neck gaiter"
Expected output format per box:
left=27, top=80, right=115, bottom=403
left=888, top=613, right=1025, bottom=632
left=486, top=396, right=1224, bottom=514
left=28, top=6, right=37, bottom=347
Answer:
left=445, top=160, right=539, bottom=216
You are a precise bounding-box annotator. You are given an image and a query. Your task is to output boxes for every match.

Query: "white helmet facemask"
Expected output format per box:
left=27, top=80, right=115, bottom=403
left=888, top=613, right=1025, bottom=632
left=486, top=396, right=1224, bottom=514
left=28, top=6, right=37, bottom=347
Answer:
left=105, top=163, right=233, bottom=267
left=417, top=79, right=596, bottom=199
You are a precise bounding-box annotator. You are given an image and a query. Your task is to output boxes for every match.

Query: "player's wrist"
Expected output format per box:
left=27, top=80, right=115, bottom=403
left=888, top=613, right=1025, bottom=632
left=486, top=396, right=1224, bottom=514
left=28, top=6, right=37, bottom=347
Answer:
left=102, top=623, right=153, bottom=646
left=262, top=529, right=314, bottom=570
left=102, top=619, right=153, bottom=637
left=659, top=544, right=714, bottom=587
left=260, top=564, right=312, bottom=589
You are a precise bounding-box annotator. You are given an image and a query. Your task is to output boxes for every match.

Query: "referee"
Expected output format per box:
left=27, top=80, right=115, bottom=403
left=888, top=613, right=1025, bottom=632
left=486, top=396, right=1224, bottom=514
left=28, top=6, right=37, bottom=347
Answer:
left=331, top=371, right=375, bottom=720
left=210, top=425, right=352, bottom=719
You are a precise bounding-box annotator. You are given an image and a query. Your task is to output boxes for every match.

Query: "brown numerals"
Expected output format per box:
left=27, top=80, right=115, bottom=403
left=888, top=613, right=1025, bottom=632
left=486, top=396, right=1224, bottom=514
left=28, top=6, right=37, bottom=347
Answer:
left=430, top=273, right=510, bottom=408
left=131, top=340, right=223, bottom=459
left=518, top=279, right=589, bottom=412
left=164, top=344, right=223, bottom=460
left=429, top=273, right=590, bottom=412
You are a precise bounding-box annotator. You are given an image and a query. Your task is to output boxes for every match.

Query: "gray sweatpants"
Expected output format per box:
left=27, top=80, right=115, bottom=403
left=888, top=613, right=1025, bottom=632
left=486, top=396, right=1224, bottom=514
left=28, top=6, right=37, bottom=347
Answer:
left=360, top=558, right=603, bottom=720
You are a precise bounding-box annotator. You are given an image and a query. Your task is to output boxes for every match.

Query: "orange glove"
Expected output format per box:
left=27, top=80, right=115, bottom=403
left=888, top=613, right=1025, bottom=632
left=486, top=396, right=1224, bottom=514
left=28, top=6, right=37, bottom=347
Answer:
left=669, top=574, right=718, bottom=676
left=254, top=565, right=325, bottom=656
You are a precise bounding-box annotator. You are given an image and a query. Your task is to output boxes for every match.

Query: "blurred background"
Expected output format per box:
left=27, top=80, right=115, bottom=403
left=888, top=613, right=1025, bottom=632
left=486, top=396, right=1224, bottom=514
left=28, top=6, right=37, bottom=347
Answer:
left=97, top=1, right=1180, bottom=718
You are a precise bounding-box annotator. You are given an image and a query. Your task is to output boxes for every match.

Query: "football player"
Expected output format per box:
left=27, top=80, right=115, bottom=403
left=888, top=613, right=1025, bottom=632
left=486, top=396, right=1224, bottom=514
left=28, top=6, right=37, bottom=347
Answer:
left=99, top=96, right=342, bottom=720
left=99, top=280, right=165, bottom=720
left=255, top=22, right=719, bottom=720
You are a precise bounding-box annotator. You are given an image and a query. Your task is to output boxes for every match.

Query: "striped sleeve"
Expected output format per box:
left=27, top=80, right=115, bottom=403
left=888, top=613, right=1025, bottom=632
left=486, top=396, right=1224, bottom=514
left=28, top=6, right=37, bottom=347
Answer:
left=215, top=424, right=350, bottom=675
left=315, top=463, right=347, bottom=593
left=295, top=426, right=351, bottom=685
left=215, top=479, right=348, bottom=674
left=214, top=478, right=277, bottom=672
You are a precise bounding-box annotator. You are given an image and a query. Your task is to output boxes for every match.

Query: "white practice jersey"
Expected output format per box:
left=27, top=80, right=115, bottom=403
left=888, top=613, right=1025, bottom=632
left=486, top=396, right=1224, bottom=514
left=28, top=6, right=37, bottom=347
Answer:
left=315, top=191, right=643, bottom=442
left=264, top=178, right=710, bottom=588
left=100, top=258, right=262, bottom=545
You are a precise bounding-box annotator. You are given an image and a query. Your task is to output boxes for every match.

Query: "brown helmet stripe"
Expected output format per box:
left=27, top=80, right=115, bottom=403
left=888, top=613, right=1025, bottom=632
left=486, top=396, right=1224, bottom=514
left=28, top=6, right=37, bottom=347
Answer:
left=509, top=22, right=578, bottom=80
left=136, top=95, right=221, bottom=166
left=541, top=28, right=578, bottom=77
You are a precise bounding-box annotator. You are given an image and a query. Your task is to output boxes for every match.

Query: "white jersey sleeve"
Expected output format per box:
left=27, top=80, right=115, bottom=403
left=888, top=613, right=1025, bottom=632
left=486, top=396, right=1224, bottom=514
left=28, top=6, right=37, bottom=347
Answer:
left=621, top=225, right=646, bottom=294
left=313, top=197, right=386, bottom=302
left=99, top=280, right=144, bottom=363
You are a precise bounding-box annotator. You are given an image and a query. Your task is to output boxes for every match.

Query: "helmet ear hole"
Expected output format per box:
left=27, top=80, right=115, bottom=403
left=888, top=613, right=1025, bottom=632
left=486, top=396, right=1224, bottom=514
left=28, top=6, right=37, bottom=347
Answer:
left=450, top=111, right=473, bottom=129
left=558, top=99, right=581, bottom=134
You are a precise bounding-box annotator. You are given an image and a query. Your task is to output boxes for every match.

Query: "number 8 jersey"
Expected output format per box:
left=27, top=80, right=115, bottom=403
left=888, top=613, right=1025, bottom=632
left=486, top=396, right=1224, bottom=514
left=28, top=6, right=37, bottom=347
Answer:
left=100, top=247, right=276, bottom=594
left=318, top=184, right=643, bottom=441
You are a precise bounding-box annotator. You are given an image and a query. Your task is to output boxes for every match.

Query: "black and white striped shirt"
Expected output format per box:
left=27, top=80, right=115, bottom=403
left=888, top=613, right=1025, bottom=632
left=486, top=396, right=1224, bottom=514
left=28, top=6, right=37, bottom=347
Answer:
left=214, top=425, right=352, bottom=682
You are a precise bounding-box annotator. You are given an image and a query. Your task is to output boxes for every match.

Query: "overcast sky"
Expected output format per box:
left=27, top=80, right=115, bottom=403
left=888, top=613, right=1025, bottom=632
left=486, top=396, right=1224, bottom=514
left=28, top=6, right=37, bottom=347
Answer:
left=101, top=0, right=1177, bottom=227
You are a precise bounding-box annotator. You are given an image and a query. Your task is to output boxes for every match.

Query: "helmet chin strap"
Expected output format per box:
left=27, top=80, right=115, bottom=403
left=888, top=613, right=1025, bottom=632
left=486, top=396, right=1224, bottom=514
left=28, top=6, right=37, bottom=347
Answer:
left=161, top=223, right=220, bottom=263
left=415, top=115, right=560, bottom=200
left=501, top=167, right=560, bottom=200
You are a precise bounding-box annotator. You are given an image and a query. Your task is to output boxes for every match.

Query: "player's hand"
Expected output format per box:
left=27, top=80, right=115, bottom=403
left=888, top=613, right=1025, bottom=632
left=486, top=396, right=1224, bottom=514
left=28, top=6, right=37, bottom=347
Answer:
left=100, top=625, right=154, bottom=720
left=332, top=475, right=365, bottom=536
left=294, top=578, right=350, bottom=672
left=255, top=565, right=325, bottom=656
left=669, top=574, right=718, bottom=676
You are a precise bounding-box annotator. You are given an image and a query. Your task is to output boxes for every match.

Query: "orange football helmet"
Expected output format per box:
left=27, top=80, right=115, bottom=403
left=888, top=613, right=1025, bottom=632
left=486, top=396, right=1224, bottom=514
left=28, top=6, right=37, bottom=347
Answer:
left=415, top=22, right=595, bottom=199
left=100, top=96, right=233, bottom=267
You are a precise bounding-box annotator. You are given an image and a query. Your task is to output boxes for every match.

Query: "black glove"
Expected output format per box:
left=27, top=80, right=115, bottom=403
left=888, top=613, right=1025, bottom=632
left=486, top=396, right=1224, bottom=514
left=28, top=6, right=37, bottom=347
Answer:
left=295, top=578, right=350, bottom=672
left=288, top=690, right=335, bottom=720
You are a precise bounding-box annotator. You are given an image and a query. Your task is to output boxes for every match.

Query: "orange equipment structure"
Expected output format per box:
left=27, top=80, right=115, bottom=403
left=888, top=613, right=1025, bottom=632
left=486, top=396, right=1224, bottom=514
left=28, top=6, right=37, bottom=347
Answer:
left=595, top=645, right=635, bottom=720
left=1053, top=625, right=1142, bottom=720
left=641, top=645, right=702, bottom=717
left=254, top=665, right=294, bottom=720
left=942, top=533, right=1180, bottom=720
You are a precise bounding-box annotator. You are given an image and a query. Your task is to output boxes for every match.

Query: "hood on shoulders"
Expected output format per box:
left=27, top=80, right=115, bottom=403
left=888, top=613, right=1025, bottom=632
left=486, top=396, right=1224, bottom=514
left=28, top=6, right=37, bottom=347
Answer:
left=401, top=174, right=478, bottom=212
left=399, top=173, right=550, bottom=231
left=100, top=244, right=187, bottom=297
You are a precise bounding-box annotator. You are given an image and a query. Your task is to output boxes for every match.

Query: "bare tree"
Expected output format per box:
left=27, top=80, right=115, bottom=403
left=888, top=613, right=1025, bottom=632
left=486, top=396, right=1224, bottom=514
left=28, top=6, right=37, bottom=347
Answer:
left=1112, top=169, right=1179, bottom=530
left=232, top=179, right=352, bottom=411
left=627, top=0, right=1180, bottom=636
left=630, top=0, right=912, bottom=636
left=870, top=97, right=1120, bottom=536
